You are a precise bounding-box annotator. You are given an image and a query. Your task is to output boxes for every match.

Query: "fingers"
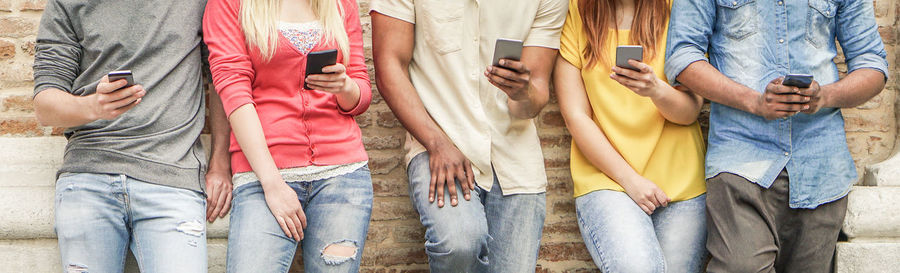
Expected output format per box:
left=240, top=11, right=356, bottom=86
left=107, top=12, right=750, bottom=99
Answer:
left=435, top=169, right=446, bottom=208
left=211, top=185, right=230, bottom=220
left=206, top=186, right=218, bottom=222
left=429, top=168, right=438, bottom=203
left=464, top=162, right=475, bottom=200
left=446, top=173, right=459, bottom=207
left=220, top=191, right=233, bottom=218
left=284, top=215, right=301, bottom=241
left=97, top=76, right=128, bottom=93
left=276, top=216, right=294, bottom=240
left=498, top=59, right=528, bottom=73
left=609, top=73, right=643, bottom=89
left=638, top=203, right=652, bottom=215
left=320, top=63, right=346, bottom=74
left=655, top=190, right=670, bottom=208
left=485, top=66, right=528, bottom=90
left=627, top=59, right=653, bottom=74
left=290, top=212, right=305, bottom=240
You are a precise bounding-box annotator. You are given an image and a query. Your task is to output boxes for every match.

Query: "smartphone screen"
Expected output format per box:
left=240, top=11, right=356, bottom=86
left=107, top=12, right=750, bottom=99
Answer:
left=782, top=74, right=813, bottom=88
left=615, top=46, right=643, bottom=72
left=492, top=39, right=524, bottom=68
left=304, top=49, right=338, bottom=90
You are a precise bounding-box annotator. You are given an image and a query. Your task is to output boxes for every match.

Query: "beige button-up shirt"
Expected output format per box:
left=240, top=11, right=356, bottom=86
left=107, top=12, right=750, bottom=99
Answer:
left=371, top=0, right=568, bottom=194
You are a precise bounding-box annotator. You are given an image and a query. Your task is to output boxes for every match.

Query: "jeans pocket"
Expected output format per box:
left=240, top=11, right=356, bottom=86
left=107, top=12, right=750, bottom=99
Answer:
left=806, top=0, right=837, bottom=48
left=715, top=0, right=759, bottom=41
left=419, top=0, right=463, bottom=55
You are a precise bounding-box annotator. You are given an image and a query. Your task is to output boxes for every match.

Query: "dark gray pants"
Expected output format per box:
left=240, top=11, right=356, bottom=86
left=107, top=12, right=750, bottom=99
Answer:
left=705, top=169, right=848, bottom=273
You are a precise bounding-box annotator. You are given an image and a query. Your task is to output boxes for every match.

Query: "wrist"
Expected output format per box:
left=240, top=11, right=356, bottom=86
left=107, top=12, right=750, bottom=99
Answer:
left=77, top=95, right=100, bottom=121
left=648, top=78, right=668, bottom=100
left=509, top=84, right=533, bottom=102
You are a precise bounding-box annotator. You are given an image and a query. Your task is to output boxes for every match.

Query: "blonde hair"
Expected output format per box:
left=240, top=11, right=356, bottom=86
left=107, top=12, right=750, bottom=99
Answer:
left=240, top=0, right=350, bottom=63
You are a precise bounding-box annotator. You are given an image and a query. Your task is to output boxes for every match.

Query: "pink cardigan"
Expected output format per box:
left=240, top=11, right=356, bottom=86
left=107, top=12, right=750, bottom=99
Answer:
left=203, top=0, right=371, bottom=175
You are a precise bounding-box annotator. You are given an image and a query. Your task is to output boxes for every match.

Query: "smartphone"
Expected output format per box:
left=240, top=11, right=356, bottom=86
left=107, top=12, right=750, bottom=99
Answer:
left=491, top=38, right=524, bottom=68
left=304, top=49, right=338, bottom=90
left=107, top=70, right=135, bottom=88
left=782, top=74, right=813, bottom=88
left=615, top=45, right=644, bottom=72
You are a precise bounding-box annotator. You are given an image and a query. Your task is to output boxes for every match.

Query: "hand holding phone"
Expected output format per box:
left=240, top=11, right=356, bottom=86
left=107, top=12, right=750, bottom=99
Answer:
left=304, top=49, right=338, bottom=90
left=782, top=74, right=813, bottom=89
left=91, top=70, right=145, bottom=120
left=107, top=70, right=135, bottom=89
left=491, top=39, right=524, bottom=69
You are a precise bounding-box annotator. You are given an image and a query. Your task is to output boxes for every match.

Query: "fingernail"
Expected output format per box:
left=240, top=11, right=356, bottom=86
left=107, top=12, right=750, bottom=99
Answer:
left=487, top=66, right=493, bottom=72
left=804, top=105, right=810, bottom=109
left=500, top=60, right=507, bottom=66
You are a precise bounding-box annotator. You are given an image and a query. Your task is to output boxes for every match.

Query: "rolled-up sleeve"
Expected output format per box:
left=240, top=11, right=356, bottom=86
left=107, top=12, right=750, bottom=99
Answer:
left=369, top=0, right=415, bottom=24
left=339, top=0, right=372, bottom=116
left=836, top=0, right=889, bottom=79
left=33, top=0, right=82, bottom=96
left=664, top=0, right=716, bottom=85
left=203, top=0, right=256, bottom=118
left=524, top=0, right=568, bottom=49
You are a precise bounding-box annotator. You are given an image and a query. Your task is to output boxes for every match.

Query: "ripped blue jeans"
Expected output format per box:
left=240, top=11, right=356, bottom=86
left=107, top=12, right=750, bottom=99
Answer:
left=55, top=172, right=208, bottom=273
left=226, top=165, right=373, bottom=273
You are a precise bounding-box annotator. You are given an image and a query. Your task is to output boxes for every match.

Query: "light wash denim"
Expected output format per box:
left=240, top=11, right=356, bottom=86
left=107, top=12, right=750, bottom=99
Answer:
left=576, top=190, right=707, bottom=273
left=226, top=165, right=373, bottom=273
left=665, top=0, right=889, bottom=208
left=407, top=152, right=546, bottom=273
left=54, top=172, right=208, bottom=273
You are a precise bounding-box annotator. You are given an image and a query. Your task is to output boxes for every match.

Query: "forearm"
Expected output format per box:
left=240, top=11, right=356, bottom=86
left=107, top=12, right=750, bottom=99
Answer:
left=228, top=104, right=282, bottom=188
left=566, top=114, right=641, bottom=185
left=507, top=82, right=550, bottom=119
left=207, top=89, right=232, bottom=172
left=649, top=79, right=703, bottom=125
left=823, top=68, right=885, bottom=108
left=33, top=88, right=97, bottom=128
left=676, top=61, right=760, bottom=115
left=376, top=68, right=451, bottom=150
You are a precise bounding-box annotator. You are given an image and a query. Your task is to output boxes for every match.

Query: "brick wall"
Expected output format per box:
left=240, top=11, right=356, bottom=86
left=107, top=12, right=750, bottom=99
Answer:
left=0, top=0, right=896, bottom=272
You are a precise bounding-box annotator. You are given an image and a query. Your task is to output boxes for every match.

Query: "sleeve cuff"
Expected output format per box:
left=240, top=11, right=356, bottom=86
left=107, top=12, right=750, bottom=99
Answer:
left=339, top=78, right=372, bottom=116
left=523, top=36, right=561, bottom=50
left=220, top=91, right=255, bottom=118
left=847, top=53, right=889, bottom=80
left=369, top=4, right=414, bottom=24
left=665, top=45, right=709, bottom=86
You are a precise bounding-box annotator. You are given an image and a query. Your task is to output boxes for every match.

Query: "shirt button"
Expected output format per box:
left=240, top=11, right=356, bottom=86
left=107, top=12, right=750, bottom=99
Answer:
left=784, top=152, right=790, bottom=156
left=732, top=1, right=737, bottom=5
left=778, top=1, right=783, bottom=5
left=778, top=39, right=785, bottom=43
left=825, top=11, right=830, bottom=15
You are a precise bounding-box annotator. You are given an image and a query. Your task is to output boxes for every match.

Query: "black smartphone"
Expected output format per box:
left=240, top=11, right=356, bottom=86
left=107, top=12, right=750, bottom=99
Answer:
left=615, top=45, right=643, bottom=72
left=107, top=70, right=135, bottom=89
left=783, top=74, right=813, bottom=88
left=304, top=49, right=338, bottom=90
left=491, top=38, right=524, bottom=69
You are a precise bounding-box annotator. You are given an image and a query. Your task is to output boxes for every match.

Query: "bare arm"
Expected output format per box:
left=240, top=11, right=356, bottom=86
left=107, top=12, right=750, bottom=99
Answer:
left=554, top=56, right=668, bottom=214
left=821, top=68, right=885, bottom=109
left=204, top=88, right=233, bottom=222
left=371, top=11, right=474, bottom=207
left=485, top=47, right=555, bottom=119
left=610, top=60, right=703, bottom=125
left=34, top=79, right=145, bottom=127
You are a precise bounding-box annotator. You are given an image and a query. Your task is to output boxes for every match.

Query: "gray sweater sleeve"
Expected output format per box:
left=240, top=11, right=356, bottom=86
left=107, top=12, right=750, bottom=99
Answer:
left=32, top=0, right=82, bottom=96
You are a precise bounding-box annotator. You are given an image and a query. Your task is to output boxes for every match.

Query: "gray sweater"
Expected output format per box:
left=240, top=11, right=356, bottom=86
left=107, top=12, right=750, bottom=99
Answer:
left=33, top=0, right=210, bottom=193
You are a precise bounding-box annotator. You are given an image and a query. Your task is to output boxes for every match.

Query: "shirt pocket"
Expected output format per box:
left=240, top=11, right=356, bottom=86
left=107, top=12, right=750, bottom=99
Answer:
left=418, top=0, right=463, bottom=55
left=715, top=0, right=759, bottom=41
left=806, top=0, right=837, bottom=48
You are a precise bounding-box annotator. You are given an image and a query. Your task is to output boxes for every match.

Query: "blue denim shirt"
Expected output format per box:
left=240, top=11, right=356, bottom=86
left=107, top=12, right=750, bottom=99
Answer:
left=665, top=0, right=889, bottom=208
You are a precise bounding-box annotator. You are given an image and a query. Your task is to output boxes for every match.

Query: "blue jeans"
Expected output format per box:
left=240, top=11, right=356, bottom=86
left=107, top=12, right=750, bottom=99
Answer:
left=576, top=190, right=708, bottom=273
left=226, top=166, right=373, bottom=273
left=55, top=172, right=208, bottom=273
left=408, top=152, right=546, bottom=273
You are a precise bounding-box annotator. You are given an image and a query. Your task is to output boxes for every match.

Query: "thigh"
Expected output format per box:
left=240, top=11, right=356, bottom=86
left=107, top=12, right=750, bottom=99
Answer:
left=705, top=173, right=777, bottom=273
left=776, top=195, right=848, bottom=273
left=55, top=173, right=130, bottom=273
left=301, top=166, right=373, bottom=272
left=226, top=182, right=298, bottom=273
left=652, top=194, right=708, bottom=273
left=126, top=178, right=208, bottom=273
left=575, top=190, right=664, bottom=273
left=407, top=152, right=490, bottom=270
left=482, top=178, right=546, bottom=273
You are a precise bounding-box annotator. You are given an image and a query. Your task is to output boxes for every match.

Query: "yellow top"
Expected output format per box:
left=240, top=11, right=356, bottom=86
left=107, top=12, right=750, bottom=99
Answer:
left=559, top=0, right=706, bottom=200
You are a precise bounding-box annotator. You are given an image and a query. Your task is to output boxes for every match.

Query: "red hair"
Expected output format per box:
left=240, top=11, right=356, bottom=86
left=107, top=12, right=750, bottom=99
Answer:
left=579, top=0, right=670, bottom=68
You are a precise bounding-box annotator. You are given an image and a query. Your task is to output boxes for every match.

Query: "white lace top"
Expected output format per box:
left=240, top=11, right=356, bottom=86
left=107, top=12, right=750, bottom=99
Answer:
left=232, top=161, right=368, bottom=189
left=278, top=21, right=323, bottom=55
